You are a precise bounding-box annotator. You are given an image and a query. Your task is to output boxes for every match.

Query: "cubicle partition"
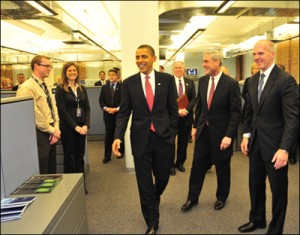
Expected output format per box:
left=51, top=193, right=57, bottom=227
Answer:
left=85, top=86, right=105, bottom=140
left=1, top=97, right=40, bottom=198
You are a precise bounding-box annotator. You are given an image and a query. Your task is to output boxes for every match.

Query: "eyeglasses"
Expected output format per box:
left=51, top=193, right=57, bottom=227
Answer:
left=38, top=64, right=52, bottom=69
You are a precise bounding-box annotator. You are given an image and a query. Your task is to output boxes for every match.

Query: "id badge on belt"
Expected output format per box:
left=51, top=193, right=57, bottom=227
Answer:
left=76, top=107, right=82, bottom=117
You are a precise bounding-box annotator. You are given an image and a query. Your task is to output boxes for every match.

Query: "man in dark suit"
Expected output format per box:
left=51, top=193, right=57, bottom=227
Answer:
left=238, top=40, right=299, bottom=234
left=94, top=70, right=107, bottom=86
left=170, top=61, right=196, bottom=176
left=12, top=73, right=25, bottom=91
left=99, top=69, right=123, bottom=163
left=181, top=50, right=241, bottom=212
left=112, top=44, right=178, bottom=234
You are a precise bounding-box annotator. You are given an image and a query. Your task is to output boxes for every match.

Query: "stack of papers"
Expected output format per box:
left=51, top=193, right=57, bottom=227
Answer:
left=11, top=174, right=63, bottom=195
left=1, top=196, right=36, bottom=222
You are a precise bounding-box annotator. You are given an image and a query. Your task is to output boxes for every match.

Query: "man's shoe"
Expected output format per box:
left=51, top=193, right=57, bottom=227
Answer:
left=170, top=167, right=176, bottom=176
left=238, top=222, right=266, bottom=233
left=181, top=200, right=198, bottom=212
left=145, top=225, right=158, bottom=234
left=176, top=164, right=185, bottom=172
left=214, top=200, right=225, bottom=210
left=102, top=158, right=111, bottom=164
left=84, top=188, right=89, bottom=194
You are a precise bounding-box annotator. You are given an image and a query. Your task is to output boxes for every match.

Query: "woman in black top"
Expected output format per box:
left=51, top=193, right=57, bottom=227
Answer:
left=55, top=62, right=90, bottom=194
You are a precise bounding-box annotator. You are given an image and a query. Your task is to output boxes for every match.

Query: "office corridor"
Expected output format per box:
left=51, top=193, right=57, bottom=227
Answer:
left=85, top=140, right=299, bottom=234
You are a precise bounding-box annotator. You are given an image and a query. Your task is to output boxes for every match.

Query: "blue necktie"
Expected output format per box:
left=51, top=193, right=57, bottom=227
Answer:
left=258, top=73, right=265, bottom=102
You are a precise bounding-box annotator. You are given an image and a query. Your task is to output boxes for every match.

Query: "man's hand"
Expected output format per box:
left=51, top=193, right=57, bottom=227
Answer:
left=220, top=136, right=232, bottom=151
left=272, top=149, right=289, bottom=170
left=191, top=128, right=197, bottom=141
left=112, top=139, right=122, bottom=157
left=240, top=137, right=249, bottom=156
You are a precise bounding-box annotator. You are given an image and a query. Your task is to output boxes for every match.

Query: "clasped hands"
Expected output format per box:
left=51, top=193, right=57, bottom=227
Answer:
left=106, top=107, right=119, bottom=114
left=49, top=129, right=61, bottom=145
left=75, top=125, right=88, bottom=135
left=178, top=108, right=188, bottom=117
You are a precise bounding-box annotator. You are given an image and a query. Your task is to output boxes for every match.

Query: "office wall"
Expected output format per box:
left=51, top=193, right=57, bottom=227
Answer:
left=1, top=97, right=40, bottom=198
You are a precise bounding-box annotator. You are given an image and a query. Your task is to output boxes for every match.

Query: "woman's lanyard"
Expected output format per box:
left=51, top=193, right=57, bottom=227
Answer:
left=71, top=86, right=81, bottom=117
left=75, top=96, right=81, bottom=117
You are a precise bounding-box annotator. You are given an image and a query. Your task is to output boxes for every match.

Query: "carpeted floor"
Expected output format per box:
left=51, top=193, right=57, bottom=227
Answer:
left=84, top=140, right=299, bottom=234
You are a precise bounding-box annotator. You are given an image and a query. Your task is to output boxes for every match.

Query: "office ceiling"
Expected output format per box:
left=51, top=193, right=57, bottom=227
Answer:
left=1, top=1, right=299, bottom=64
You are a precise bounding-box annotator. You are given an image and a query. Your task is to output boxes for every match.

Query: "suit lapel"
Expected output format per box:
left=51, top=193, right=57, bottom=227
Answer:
left=153, top=72, right=163, bottom=109
left=257, top=67, right=277, bottom=109
left=136, top=73, right=149, bottom=109
left=201, top=76, right=209, bottom=109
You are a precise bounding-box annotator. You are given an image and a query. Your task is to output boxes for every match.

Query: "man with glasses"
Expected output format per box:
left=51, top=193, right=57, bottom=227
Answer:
left=17, top=55, right=61, bottom=174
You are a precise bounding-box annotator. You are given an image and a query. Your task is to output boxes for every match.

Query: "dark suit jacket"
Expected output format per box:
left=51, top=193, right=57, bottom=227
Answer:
left=194, top=73, right=242, bottom=163
left=94, top=80, right=107, bottom=86
left=114, top=71, right=179, bottom=158
left=12, top=85, right=19, bottom=91
left=99, top=82, right=122, bottom=122
left=55, top=85, right=90, bottom=130
left=175, top=77, right=196, bottom=125
left=243, top=65, right=299, bottom=160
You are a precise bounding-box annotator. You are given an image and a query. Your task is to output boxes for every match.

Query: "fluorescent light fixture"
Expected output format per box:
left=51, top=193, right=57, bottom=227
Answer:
left=26, top=1, right=57, bottom=16
left=215, top=0, right=235, bottom=14
left=167, top=29, right=204, bottom=61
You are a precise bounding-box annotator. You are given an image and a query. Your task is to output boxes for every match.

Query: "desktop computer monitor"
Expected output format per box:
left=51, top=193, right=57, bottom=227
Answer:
left=186, top=68, right=198, bottom=76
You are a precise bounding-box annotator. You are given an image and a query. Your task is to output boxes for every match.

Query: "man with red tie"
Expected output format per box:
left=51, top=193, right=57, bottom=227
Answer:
left=112, top=44, right=178, bottom=234
left=181, top=50, right=241, bottom=213
left=170, top=61, right=196, bottom=176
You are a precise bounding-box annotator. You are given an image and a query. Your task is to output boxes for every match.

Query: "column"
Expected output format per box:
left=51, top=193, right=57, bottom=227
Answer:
left=119, top=1, right=159, bottom=172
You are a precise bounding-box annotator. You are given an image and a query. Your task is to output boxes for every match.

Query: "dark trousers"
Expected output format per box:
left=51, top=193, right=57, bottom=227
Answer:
left=104, top=117, right=124, bottom=159
left=249, top=141, right=288, bottom=234
left=133, top=132, right=173, bottom=228
left=172, top=119, right=191, bottom=167
left=188, top=126, right=231, bottom=203
left=60, top=125, right=86, bottom=174
left=36, top=128, right=57, bottom=174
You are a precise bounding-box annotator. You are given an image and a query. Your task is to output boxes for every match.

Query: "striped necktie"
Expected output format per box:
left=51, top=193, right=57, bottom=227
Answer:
left=178, top=79, right=183, bottom=97
left=258, top=73, right=265, bottom=102
left=41, top=82, right=54, bottom=119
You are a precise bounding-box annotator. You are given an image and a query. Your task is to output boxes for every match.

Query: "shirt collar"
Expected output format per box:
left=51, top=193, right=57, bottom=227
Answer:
left=141, top=70, right=155, bottom=80
left=260, top=63, right=275, bottom=78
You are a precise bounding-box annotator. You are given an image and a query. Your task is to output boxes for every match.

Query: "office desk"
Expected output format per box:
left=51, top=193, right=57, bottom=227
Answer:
left=1, top=173, right=88, bottom=234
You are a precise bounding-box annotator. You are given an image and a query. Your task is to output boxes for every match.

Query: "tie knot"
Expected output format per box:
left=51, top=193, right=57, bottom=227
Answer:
left=145, top=75, right=150, bottom=80
left=211, top=77, right=214, bottom=81
left=260, top=73, right=265, bottom=79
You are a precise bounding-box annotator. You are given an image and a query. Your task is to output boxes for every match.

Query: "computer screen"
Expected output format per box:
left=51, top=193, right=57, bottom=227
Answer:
left=186, top=68, right=198, bottom=76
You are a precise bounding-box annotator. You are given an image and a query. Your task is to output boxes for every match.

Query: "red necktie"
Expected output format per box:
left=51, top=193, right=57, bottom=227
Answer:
left=207, top=77, right=214, bottom=109
left=178, top=79, right=183, bottom=97
left=145, top=75, right=155, bottom=132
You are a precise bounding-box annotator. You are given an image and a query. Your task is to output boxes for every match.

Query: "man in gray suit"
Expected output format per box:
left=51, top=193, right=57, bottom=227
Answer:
left=181, top=50, right=241, bottom=212
left=238, top=40, right=299, bottom=234
left=112, top=44, right=178, bottom=234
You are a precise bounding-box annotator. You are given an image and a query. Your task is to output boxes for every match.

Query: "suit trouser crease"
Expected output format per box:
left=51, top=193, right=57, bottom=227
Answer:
left=36, top=128, right=57, bottom=174
left=188, top=125, right=231, bottom=202
left=104, top=117, right=124, bottom=159
left=133, top=132, right=173, bottom=227
left=173, top=119, right=191, bottom=166
left=249, top=141, right=288, bottom=234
